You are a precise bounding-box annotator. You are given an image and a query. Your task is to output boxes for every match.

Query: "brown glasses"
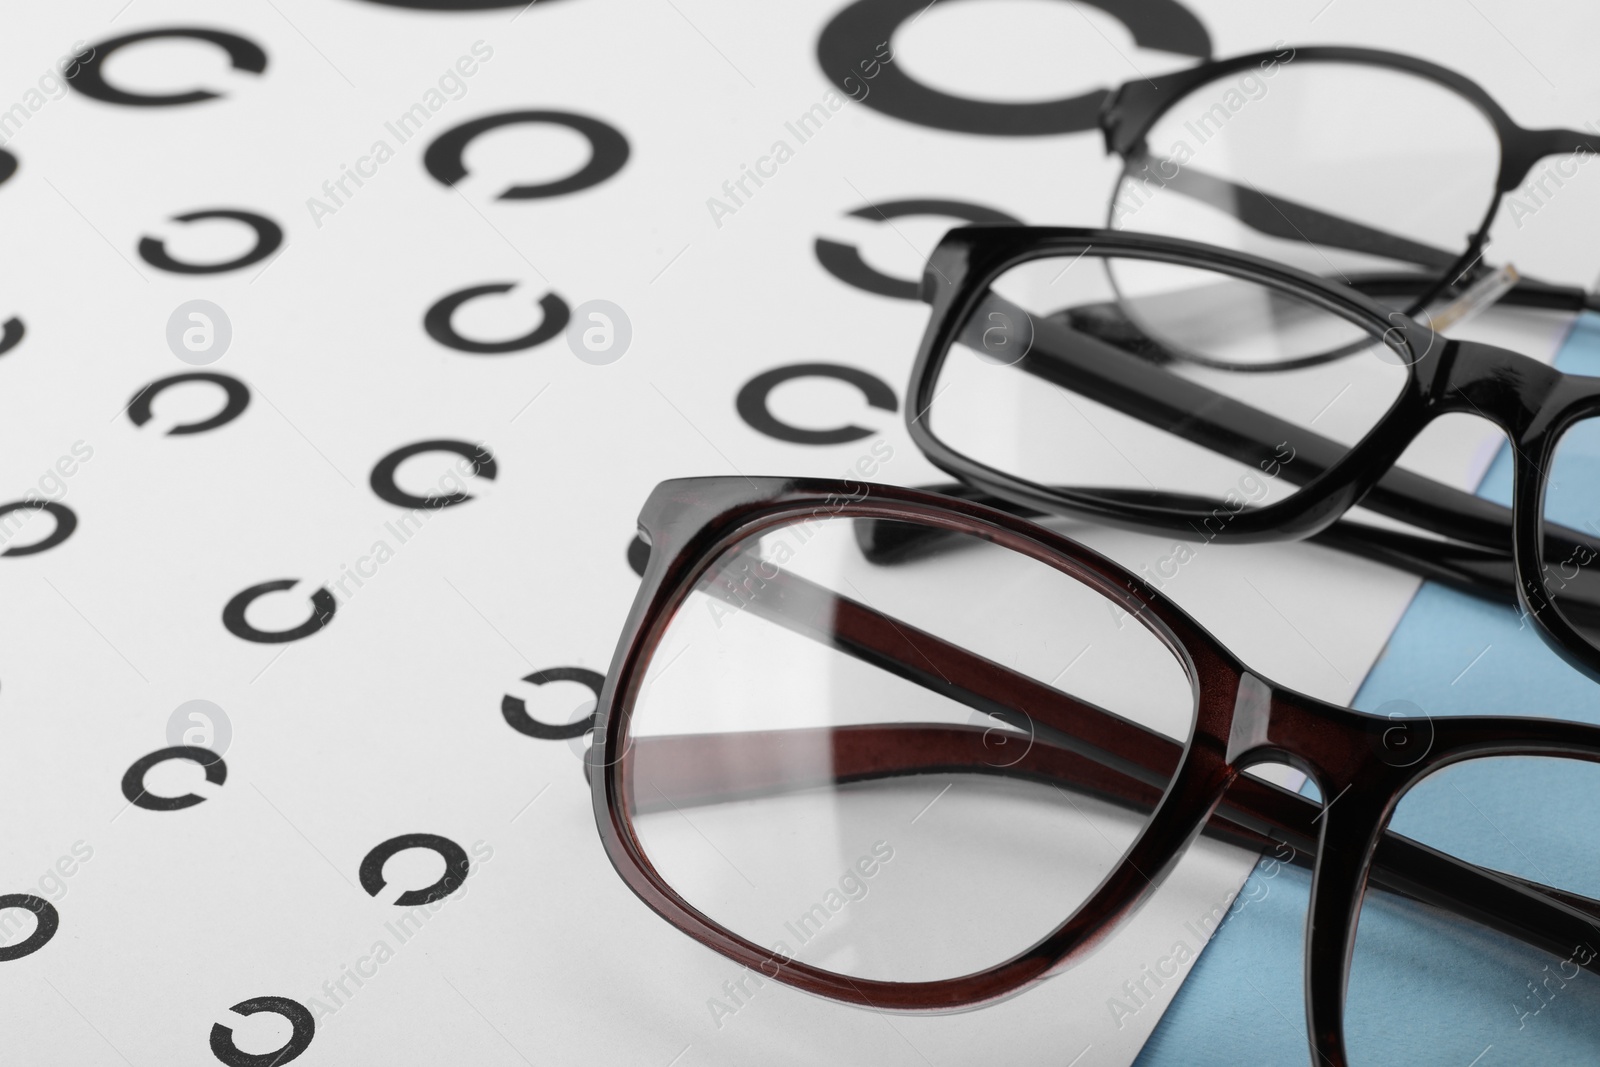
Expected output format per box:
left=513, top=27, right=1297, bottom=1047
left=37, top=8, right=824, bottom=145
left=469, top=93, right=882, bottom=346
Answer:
left=590, top=476, right=1600, bottom=1065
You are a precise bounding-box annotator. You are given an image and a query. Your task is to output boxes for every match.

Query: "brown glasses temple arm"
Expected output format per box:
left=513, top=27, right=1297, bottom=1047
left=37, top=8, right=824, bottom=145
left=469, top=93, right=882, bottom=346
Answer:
left=647, top=561, right=1600, bottom=960
left=630, top=722, right=1600, bottom=968
left=634, top=722, right=1267, bottom=850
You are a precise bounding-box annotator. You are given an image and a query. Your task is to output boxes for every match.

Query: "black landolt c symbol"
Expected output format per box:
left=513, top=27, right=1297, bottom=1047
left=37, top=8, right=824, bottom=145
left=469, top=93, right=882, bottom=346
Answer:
left=815, top=199, right=1020, bottom=300
left=69, top=29, right=267, bottom=107
left=424, top=111, right=629, bottom=200
left=424, top=283, right=570, bottom=354
left=138, top=210, right=283, bottom=274
left=0, top=315, right=24, bottom=357
left=369, top=440, right=497, bottom=509
left=222, top=580, right=336, bottom=643
left=209, top=996, right=314, bottom=1066
left=735, top=363, right=898, bottom=445
left=815, top=0, right=1209, bottom=135
left=359, top=833, right=471, bottom=905
left=127, top=372, right=250, bottom=434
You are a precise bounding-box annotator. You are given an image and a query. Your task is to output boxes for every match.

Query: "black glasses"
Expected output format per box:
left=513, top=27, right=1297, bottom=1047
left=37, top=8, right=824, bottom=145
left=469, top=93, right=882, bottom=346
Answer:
left=1099, top=45, right=1600, bottom=316
left=592, top=476, right=1600, bottom=1066
left=902, top=224, right=1600, bottom=681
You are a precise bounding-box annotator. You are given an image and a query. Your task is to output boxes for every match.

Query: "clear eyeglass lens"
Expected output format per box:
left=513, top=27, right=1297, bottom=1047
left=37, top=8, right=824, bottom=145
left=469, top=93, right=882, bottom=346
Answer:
left=1541, top=416, right=1600, bottom=650
left=620, top=513, right=1195, bottom=984
left=1347, top=756, right=1600, bottom=1062
left=928, top=252, right=1409, bottom=517
left=1110, top=60, right=1501, bottom=307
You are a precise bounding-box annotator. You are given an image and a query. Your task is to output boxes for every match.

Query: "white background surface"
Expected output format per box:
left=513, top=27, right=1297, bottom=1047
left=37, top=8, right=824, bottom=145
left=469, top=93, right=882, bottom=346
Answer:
left=0, top=1, right=1596, bottom=1063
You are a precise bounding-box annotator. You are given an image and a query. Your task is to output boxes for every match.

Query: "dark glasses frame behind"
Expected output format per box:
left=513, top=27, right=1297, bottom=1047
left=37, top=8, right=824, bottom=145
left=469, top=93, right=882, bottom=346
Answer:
left=1099, top=44, right=1600, bottom=315
left=905, top=225, right=1600, bottom=682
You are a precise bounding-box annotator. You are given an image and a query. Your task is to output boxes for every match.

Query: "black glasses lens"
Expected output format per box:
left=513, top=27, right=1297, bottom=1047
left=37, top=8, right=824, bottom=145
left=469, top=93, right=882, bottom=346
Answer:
left=926, top=251, right=1409, bottom=522
left=1108, top=59, right=1501, bottom=307
left=1540, top=415, right=1600, bottom=649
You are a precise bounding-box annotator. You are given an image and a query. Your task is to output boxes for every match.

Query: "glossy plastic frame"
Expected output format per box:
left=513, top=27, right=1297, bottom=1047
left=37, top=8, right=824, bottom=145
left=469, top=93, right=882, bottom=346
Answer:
left=1100, top=45, right=1600, bottom=314
left=593, top=476, right=1600, bottom=1067
left=906, top=225, right=1600, bottom=683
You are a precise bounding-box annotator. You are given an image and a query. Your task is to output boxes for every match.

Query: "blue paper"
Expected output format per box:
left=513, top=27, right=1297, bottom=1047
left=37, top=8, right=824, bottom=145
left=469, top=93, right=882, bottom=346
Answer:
left=1137, top=315, right=1600, bottom=1066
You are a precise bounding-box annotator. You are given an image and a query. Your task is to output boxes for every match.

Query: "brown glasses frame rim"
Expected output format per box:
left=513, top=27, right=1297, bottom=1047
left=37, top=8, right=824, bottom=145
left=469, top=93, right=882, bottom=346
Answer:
left=592, top=476, right=1600, bottom=1062
left=590, top=475, right=1229, bottom=1012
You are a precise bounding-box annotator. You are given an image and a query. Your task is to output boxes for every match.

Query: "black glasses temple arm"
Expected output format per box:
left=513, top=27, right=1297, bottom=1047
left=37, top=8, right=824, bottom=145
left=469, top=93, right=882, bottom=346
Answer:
left=1119, top=156, right=1459, bottom=271
left=858, top=484, right=1524, bottom=608
left=962, top=291, right=1598, bottom=564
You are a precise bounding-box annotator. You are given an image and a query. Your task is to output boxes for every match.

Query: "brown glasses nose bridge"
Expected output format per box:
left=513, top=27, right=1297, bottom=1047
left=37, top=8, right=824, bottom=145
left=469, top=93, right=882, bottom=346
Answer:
left=1222, top=673, right=1391, bottom=793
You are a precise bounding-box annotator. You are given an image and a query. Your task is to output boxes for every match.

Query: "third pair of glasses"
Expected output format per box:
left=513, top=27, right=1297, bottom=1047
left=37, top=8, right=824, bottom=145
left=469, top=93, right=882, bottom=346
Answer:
left=899, top=44, right=1600, bottom=680
left=1097, top=44, right=1600, bottom=318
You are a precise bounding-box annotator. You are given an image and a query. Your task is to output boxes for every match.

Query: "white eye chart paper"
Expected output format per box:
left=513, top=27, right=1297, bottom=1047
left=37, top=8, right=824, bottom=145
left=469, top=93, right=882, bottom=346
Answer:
left=1, top=1, right=1596, bottom=1064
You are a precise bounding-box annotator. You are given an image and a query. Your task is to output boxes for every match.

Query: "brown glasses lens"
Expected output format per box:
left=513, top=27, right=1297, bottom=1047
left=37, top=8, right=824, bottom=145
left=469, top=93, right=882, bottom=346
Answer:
left=617, top=512, right=1195, bottom=983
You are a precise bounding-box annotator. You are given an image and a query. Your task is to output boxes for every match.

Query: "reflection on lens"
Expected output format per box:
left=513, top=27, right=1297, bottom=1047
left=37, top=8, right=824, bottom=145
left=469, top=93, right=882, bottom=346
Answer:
left=928, top=251, right=1408, bottom=520
left=1347, top=756, right=1600, bottom=1063
left=1109, top=59, right=1501, bottom=304
left=1105, top=257, right=1390, bottom=369
left=621, top=514, right=1195, bottom=983
left=1542, top=416, right=1600, bottom=649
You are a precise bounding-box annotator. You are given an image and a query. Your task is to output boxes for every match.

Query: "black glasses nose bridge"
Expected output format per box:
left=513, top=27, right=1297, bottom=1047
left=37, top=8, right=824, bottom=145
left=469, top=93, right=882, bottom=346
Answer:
left=1426, top=339, right=1562, bottom=440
